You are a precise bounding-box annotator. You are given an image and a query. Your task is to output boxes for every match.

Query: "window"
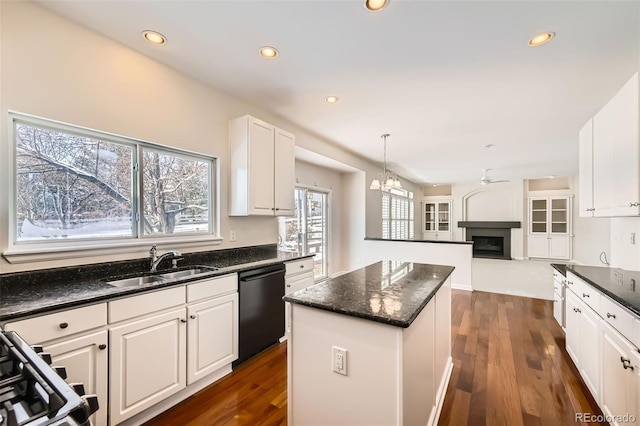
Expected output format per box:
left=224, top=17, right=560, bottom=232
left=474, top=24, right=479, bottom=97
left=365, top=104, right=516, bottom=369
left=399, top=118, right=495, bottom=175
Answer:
left=382, top=188, right=414, bottom=240
left=11, top=114, right=216, bottom=246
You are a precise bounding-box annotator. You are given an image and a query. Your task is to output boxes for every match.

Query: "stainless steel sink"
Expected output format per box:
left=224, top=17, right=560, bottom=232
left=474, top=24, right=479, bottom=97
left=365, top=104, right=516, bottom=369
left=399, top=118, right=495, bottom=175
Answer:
left=105, top=265, right=218, bottom=288
left=106, top=275, right=167, bottom=288
left=156, top=266, right=217, bottom=281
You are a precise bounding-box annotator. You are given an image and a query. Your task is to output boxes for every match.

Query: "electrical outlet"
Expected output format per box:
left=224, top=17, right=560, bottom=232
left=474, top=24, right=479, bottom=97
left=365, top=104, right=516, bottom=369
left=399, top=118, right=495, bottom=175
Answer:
left=230, top=230, right=236, bottom=242
left=332, top=346, right=347, bottom=376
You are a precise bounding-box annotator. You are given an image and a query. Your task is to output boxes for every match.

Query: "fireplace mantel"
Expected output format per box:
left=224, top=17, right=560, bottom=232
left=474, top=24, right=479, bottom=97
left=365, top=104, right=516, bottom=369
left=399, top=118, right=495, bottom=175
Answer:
left=457, top=221, right=521, bottom=229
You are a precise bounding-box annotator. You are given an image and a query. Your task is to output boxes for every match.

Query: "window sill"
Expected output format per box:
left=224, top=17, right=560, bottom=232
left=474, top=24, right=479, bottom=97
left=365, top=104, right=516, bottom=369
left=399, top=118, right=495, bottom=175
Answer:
left=2, top=236, right=224, bottom=264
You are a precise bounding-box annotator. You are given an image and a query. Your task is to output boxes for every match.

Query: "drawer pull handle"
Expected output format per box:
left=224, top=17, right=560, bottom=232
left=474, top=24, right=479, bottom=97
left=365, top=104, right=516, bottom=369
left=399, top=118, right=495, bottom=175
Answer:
left=300, top=265, right=305, bottom=269
left=621, top=356, right=634, bottom=370
left=286, top=284, right=291, bottom=287
left=98, top=344, right=107, bottom=350
left=582, top=293, right=590, bottom=298
left=607, top=312, right=616, bottom=319
left=190, top=315, right=196, bottom=319
left=59, top=322, right=69, bottom=329
left=568, top=281, right=573, bottom=285
left=180, top=319, right=187, bottom=323
left=573, top=307, right=581, bottom=313
left=630, top=202, right=640, bottom=207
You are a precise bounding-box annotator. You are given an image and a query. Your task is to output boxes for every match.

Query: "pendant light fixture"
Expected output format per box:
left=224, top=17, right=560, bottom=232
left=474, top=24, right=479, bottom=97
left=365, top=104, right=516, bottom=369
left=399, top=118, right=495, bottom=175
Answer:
left=369, top=133, right=402, bottom=190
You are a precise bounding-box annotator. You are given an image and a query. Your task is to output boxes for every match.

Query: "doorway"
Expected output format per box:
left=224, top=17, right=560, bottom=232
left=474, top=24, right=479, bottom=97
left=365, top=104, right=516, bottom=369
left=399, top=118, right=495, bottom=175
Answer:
left=278, top=187, right=329, bottom=280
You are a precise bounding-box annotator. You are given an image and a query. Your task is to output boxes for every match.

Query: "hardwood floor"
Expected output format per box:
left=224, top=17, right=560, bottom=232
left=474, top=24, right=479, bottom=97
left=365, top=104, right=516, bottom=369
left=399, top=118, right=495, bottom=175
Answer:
left=438, top=290, right=604, bottom=426
left=144, top=290, right=602, bottom=426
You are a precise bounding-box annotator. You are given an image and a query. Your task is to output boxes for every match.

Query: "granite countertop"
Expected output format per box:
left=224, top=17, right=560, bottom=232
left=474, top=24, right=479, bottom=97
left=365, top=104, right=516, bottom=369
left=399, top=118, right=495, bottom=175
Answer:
left=283, top=261, right=455, bottom=328
left=0, top=245, right=312, bottom=321
left=566, top=264, right=640, bottom=317
left=551, top=263, right=568, bottom=276
left=364, top=237, right=472, bottom=245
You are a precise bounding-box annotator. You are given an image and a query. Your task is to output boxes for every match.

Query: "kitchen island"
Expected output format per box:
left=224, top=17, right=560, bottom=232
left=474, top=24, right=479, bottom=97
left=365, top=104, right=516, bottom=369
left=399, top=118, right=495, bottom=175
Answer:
left=284, top=261, right=454, bottom=426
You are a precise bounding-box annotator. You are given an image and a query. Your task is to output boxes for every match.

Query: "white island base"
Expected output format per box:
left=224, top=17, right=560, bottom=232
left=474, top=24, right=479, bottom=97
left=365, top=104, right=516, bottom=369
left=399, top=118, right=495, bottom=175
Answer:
left=287, top=277, right=452, bottom=426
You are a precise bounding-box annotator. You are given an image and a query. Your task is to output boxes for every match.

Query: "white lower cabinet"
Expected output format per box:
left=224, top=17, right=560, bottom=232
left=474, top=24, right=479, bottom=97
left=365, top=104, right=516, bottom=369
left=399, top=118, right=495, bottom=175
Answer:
left=45, top=330, right=108, bottom=426
left=187, top=293, right=238, bottom=384
left=565, top=290, right=581, bottom=366
left=601, top=321, right=639, bottom=426
left=109, top=308, right=187, bottom=425
left=578, top=300, right=601, bottom=402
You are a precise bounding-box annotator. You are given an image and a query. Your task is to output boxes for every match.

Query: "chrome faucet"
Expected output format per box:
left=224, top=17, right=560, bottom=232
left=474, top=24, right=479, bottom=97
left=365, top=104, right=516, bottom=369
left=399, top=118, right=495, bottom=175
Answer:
left=149, top=245, right=182, bottom=272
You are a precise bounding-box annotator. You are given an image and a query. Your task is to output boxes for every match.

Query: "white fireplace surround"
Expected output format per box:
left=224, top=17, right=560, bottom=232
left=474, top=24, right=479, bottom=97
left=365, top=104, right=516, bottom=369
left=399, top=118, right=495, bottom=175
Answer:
left=458, top=184, right=525, bottom=260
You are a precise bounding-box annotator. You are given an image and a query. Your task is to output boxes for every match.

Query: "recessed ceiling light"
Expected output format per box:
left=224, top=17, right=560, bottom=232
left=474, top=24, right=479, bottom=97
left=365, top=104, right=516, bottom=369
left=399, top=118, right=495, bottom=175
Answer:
left=259, top=46, right=279, bottom=59
left=547, top=175, right=556, bottom=179
left=432, top=184, right=438, bottom=187
left=325, top=96, right=340, bottom=104
left=142, top=30, right=166, bottom=45
left=365, top=0, right=389, bottom=11
left=529, top=32, right=555, bottom=47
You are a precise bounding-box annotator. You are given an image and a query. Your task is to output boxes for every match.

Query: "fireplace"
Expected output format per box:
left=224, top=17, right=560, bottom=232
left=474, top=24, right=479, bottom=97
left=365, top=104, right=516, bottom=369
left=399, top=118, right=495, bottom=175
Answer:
left=458, top=221, right=521, bottom=260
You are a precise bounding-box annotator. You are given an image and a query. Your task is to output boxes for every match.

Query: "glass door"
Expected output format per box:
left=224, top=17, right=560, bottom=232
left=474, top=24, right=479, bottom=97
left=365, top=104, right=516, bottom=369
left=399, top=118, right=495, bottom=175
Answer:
left=278, top=188, right=328, bottom=280
left=530, top=198, right=548, bottom=233
left=437, top=202, right=450, bottom=232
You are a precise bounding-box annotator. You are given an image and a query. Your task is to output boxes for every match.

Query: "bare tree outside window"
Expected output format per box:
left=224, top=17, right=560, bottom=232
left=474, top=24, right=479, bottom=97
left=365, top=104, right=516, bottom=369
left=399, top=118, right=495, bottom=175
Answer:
left=142, top=149, right=210, bottom=235
left=12, top=117, right=215, bottom=244
left=15, top=123, right=133, bottom=241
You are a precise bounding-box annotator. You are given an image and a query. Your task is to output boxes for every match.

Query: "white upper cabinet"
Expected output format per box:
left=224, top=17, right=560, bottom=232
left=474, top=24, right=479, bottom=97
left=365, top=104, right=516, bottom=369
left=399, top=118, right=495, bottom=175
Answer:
left=229, top=115, right=295, bottom=216
left=578, top=119, right=595, bottom=217
left=581, top=72, right=640, bottom=217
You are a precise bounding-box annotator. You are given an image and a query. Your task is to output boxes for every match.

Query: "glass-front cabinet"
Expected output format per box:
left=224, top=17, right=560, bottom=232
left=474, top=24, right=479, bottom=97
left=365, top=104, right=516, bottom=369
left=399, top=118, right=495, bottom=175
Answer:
left=423, top=199, right=452, bottom=241
left=528, top=195, right=572, bottom=259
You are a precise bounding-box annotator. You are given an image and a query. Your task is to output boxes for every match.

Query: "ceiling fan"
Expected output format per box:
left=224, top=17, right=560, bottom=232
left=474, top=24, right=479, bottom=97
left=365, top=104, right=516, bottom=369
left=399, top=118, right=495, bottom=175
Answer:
left=480, top=169, right=509, bottom=185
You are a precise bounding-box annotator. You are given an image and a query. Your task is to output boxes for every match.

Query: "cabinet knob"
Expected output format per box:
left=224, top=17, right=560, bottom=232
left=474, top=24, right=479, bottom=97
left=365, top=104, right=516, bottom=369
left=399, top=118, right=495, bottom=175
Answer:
left=582, top=293, right=590, bottom=298
left=190, top=315, right=196, bottom=319
left=300, top=265, right=304, bottom=269
left=180, top=319, right=187, bottom=323
left=630, top=202, right=640, bottom=207
left=98, top=344, right=107, bottom=350
left=59, top=322, right=69, bottom=329
left=607, top=312, right=616, bottom=319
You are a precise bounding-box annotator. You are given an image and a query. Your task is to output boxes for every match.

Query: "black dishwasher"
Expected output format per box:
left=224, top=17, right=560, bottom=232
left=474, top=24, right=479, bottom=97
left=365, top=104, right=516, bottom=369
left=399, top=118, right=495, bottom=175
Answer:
left=235, top=263, right=286, bottom=366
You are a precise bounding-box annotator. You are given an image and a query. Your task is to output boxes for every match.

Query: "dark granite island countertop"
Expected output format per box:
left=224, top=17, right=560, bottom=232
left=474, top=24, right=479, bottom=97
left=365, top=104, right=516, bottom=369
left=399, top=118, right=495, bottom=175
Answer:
left=283, top=261, right=455, bottom=328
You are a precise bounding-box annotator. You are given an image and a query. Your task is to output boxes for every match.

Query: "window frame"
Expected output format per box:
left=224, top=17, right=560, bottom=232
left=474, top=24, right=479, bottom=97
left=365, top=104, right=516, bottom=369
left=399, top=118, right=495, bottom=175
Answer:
left=5, top=112, right=221, bottom=263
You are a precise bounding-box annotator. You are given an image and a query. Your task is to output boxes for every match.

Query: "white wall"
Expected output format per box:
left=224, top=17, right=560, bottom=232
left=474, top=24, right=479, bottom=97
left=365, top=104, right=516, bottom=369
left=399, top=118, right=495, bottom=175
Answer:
left=610, top=217, right=640, bottom=270
left=0, top=2, right=411, bottom=273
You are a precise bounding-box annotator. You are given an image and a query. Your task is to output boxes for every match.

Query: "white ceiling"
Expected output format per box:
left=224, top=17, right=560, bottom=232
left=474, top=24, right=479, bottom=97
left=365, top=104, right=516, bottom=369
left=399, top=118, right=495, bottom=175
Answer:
left=36, top=0, right=640, bottom=185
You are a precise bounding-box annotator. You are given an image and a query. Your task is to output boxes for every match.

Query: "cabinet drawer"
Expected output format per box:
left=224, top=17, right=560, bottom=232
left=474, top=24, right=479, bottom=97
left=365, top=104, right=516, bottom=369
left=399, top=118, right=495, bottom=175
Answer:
left=285, top=271, right=314, bottom=294
left=4, top=303, right=107, bottom=344
left=187, top=273, right=237, bottom=303
left=109, top=286, right=185, bottom=323
left=601, top=296, right=635, bottom=340
left=285, top=258, right=314, bottom=277
left=567, top=273, right=601, bottom=313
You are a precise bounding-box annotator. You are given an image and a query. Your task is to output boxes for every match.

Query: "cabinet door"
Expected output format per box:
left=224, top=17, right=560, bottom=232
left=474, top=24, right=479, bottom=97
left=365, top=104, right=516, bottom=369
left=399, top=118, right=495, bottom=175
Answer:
left=630, top=349, right=640, bottom=426
left=553, top=291, right=564, bottom=329
left=565, top=291, right=581, bottom=366
left=248, top=117, right=276, bottom=215
left=187, top=293, right=239, bottom=385
left=601, top=322, right=636, bottom=425
left=593, top=95, right=616, bottom=217
left=424, top=203, right=436, bottom=232
left=109, top=308, right=186, bottom=424
left=47, top=331, right=108, bottom=426
left=579, top=119, right=595, bottom=217
left=527, top=235, right=549, bottom=258
left=529, top=198, right=548, bottom=234
left=274, top=128, right=295, bottom=216
left=549, top=235, right=571, bottom=260
left=437, top=202, right=450, bottom=233
left=579, top=302, right=601, bottom=403
left=611, top=73, right=639, bottom=216
left=549, top=197, right=569, bottom=234
left=434, top=280, right=451, bottom=397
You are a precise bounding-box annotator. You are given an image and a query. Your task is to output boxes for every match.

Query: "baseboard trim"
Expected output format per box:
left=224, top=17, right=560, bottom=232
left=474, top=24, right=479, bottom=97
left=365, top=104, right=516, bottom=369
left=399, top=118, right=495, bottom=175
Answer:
left=451, top=283, right=473, bottom=291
